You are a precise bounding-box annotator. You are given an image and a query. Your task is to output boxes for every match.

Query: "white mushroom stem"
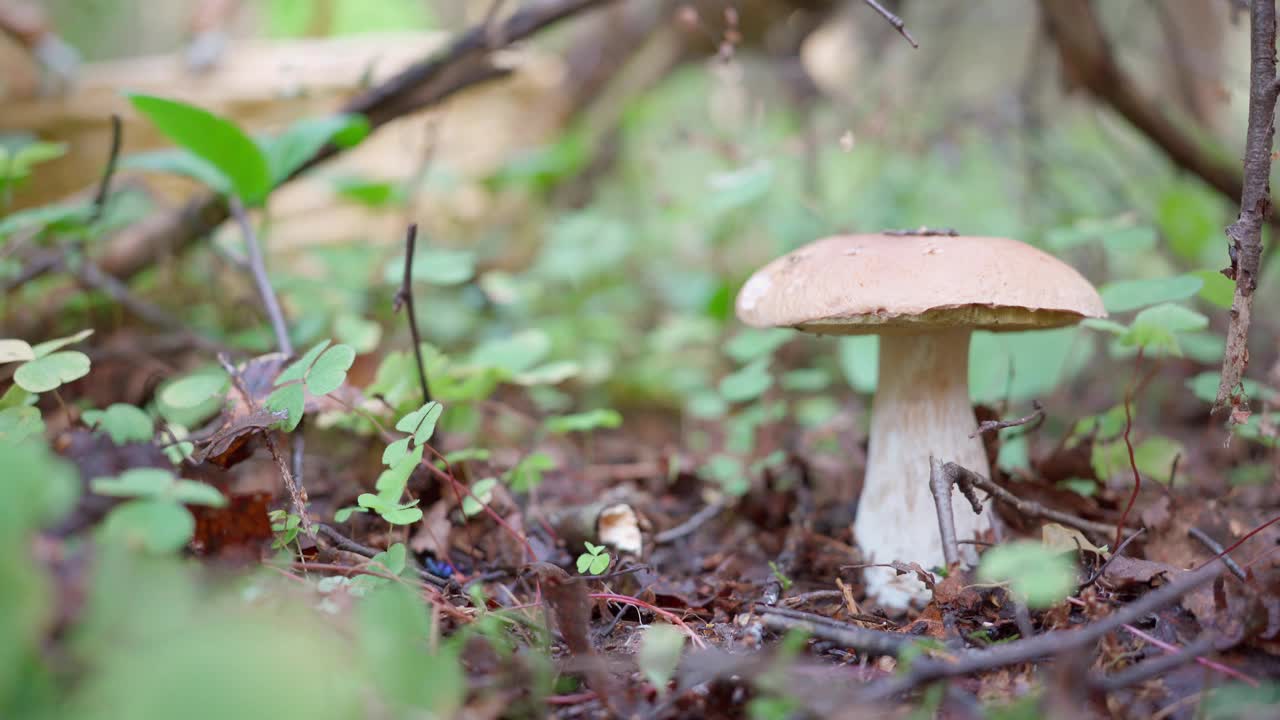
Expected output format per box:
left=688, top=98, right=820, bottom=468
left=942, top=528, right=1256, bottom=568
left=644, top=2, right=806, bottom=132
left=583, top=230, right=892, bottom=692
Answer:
left=855, top=328, right=994, bottom=610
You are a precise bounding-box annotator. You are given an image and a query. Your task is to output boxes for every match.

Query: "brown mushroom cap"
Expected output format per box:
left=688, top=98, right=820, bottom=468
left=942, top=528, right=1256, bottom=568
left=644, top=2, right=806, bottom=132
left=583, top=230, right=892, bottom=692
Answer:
left=735, top=233, right=1107, bottom=334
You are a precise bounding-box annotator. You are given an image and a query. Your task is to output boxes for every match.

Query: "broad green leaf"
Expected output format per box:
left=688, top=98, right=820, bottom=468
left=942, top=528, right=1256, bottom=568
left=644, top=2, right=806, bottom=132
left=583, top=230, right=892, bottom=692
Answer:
left=1123, top=303, right=1208, bottom=355
left=120, top=149, right=232, bottom=195
left=384, top=248, right=476, bottom=286
left=838, top=336, right=879, bottom=394
left=276, top=339, right=332, bottom=385
left=82, top=403, right=154, bottom=445
left=31, top=328, right=93, bottom=357
left=725, top=328, right=792, bottom=364
left=13, top=351, right=91, bottom=393
left=544, top=409, right=623, bottom=434
left=575, top=552, right=595, bottom=575
left=128, top=94, right=272, bottom=203
left=333, top=313, right=382, bottom=354
left=468, top=330, right=551, bottom=375
left=160, top=372, right=229, bottom=408
left=1157, top=180, right=1225, bottom=263
left=334, top=506, right=365, bottom=523
left=379, top=506, right=424, bottom=525
left=305, top=344, right=355, bottom=396
left=169, top=480, right=228, bottom=507
left=976, top=541, right=1076, bottom=609
left=92, top=468, right=175, bottom=498
left=638, top=624, right=685, bottom=695
left=395, top=401, right=443, bottom=445
left=461, top=477, right=498, bottom=517
left=359, top=582, right=465, bottom=716
left=0, top=406, right=43, bottom=444
left=588, top=551, right=610, bottom=575
left=719, top=358, right=773, bottom=403
left=264, top=383, right=305, bottom=432
left=99, top=499, right=195, bottom=553
left=1193, top=269, right=1235, bottom=309
left=0, top=441, right=78, bottom=533
left=506, top=452, right=555, bottom=493
left=261, top=113, right=369, bottom=184
left=1099, top=274, right=1202, bottom=313
left=0, top=339, right=35, bottom=363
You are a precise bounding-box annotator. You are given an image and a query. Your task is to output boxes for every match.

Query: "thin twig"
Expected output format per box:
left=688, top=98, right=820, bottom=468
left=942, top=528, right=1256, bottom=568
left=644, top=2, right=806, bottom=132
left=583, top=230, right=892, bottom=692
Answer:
left=316, top=523, right=451, bottom=589
left=861, top=0, right=918, bottom=48
left=393, top=224, right=431, bottom=404
left=970, top=401, right=1045, bottom=438
left=1188, top=527, right=1247, bottom=580
left=654, top=500, right=725, bottom=544
left=1090, top=633, right=1218, bottom=692
left=860, top=560, right=1228, bottom=700
left=1080, top=528, right=1147, bottom=590
left=1115, top=349, right=1145, bottom=549
left=757, top=607, right=912, bottom=657
left=929, top=456, right=961, bottom=567
left=228, top=197, right=292, bottom=357
left=944, top=462, right=1135, bottom=540
left=1216, top=0, right=1279, bottom=411
left=89, top=114, right=123, bottom=224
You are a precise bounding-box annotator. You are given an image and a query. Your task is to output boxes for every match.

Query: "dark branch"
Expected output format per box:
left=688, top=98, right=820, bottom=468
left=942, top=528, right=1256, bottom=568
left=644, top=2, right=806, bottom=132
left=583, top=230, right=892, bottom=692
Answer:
left=971, top=401, right=1045, bottom=438
left=861, top=0, right=918, bottom=49
left=89, top=114, right=122, bottom=224
left=393, top=224, right=432, bottom=405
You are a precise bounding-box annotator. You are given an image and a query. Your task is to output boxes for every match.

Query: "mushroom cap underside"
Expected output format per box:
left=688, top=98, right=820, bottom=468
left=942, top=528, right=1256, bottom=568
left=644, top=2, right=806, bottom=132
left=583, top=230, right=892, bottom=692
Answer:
left=735, top=233, right=1107, bottom=334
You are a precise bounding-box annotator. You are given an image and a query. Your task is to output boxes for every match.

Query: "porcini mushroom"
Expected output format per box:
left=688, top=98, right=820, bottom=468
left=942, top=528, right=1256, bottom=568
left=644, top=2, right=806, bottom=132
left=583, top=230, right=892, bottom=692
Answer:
left=735, top=233, right=1105, bottom=609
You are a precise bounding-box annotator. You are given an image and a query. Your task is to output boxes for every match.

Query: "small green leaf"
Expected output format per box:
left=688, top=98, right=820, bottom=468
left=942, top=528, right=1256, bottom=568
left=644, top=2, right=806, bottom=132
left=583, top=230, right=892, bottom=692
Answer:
left=781, top=368, right=830, bottom=392
left=99, top=499, right=195, bottom=553
left=0, top=339, right=36, bottom=364
left=1193, top=269, right=1236, bottom=309
left=169, top=480, right=228, bottom=507
left=333, top=177, right=402, bottom=208
left=461, top=477, right=498, bottom=517
left=638, top=624, right=685, bottom=694
left=589, top=551, right=610, bottom=575
left=14, top=351, right=91, bottom=393
left=30, top=328, right=93, bottom=357
left=576, top=552, right=594, bottom=575
left=1123, top=303, right=1209, bottom=355
left=380, top=506, right=424, bottom=525
left=375, top=445, right=425, bottom=499
left=1186, top=371, right=1273, bottom=405
left=333, top=313, right=382, bottom=354
left=382, top=437, right=412, bottom=467
left=977, top=541, right=1077, bottom=609
left=261, top=113, right=369, bottom=184
left=395, top=401, right=444, bottom=445
left=82, top=403, right=154, bottom=445
left=1099, top=274, right=1203, bottom=313
left=92, top=468, right=176, bottom=498
left=276, top=339, right=332, bottom=385
left=725, top=328, right=792, bottom=364
left=544, top=409, right=623, bottom=434
left=160, top=372, right=228, bottom=408
left=506, top=452, right=555, bottom=492
left=120, top=148, right=232, bottom=195
left=264, top=383, right=305, bottom=432
left=305, top=344, right=355, bottom=396
left=584, top=541, right=601, bottom=555
left=334, top=506, right=365, bottom=522
left=128, top=94, right=272, bottom=204
left=719, top=358, right=773, bottom=403
left=0, top=406, right=43, bottom=444
left=468, top=330, right=551, bottom=375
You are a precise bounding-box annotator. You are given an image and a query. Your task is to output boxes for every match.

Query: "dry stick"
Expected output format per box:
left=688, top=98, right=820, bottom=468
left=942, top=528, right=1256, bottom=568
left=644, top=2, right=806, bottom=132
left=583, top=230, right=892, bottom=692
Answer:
left=654, top=500, right=725, bottom=544
left=1187, top=527, right=1248, bottom=580
left=944, top=462, right=1133, bottom=540
left=861, top=0, right=918, bottom=48
left=860, top=560, right=1228, bottom=701
left=970, top=401, right=1044, bottom=438
left=217, top=353, right=315, bottom=540
left=929, top=456, right=962, bottom=568
left=228, top=198, right=292, bottom=356
left=393, top=224, right=431, bottom=404
left=1091, top=633, right=1219, bottom=693
left=757, top=609, right=912, bottom=657
left=1217, top=0, right=1280, bottom=410
left=316, top=523, right=451, bottom=589
left=1114, top=348, right=1145, bottom=549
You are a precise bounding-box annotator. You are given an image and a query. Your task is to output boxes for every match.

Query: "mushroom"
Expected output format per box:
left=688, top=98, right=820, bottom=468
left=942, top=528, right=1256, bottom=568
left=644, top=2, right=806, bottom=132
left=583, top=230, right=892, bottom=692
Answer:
left=735, top=233, right=1105, bottom=609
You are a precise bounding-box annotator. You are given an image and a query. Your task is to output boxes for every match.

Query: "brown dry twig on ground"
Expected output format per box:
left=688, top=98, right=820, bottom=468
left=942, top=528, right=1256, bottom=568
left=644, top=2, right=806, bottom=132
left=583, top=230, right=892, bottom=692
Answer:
left=861, top=0, right=918, bottom=49
left=971, top=401, right=1045, bottom=438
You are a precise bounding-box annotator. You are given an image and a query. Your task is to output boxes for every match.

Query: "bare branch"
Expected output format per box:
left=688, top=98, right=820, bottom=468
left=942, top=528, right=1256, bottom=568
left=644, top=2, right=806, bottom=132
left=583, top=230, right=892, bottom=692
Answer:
left=1216, top=0, right=1279, bottom=411
left=929, top=456, right=962, bottom=567
left=861, top=0, right=918, bottom=49
left=393, top=224, right=432, bottom=404
left=228, top=198, right=292, bottom=357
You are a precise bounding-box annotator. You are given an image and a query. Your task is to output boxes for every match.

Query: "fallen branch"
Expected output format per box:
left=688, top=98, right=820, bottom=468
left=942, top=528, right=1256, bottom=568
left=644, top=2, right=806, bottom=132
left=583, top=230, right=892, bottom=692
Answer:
left=928, top=456, right=962, bottom=568
left=654, top=500, right=725, bottom=544
left=1187, top=526, right=1247, bottom=580
left=756, top=606, right=912, bottom=657
left=860, top=559, right=1228, bottom=700
left=971, top=401, right=1044, bottom=438
left=1216, top=0, right=1279, bottom=411
left=1090, top=633, right=1218, bottom=692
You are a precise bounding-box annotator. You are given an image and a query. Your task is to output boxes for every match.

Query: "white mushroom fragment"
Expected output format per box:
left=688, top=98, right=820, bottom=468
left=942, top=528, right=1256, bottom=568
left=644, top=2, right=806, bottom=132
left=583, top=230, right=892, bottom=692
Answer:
left=735, top=233, right=1105, bottom=609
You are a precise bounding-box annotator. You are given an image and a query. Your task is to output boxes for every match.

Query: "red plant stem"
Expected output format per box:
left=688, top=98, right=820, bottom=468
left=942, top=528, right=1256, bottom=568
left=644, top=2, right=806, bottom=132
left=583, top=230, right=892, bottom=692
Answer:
left=421, top=445, right=537, bottom=562
left=1114, top=348, right=1145, bottom=549
left=1065, top=597, right=1257, bottom=687
left=589, top=592, right=706, bottom=649
left=1202, top=513, right=1280, bottom=571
